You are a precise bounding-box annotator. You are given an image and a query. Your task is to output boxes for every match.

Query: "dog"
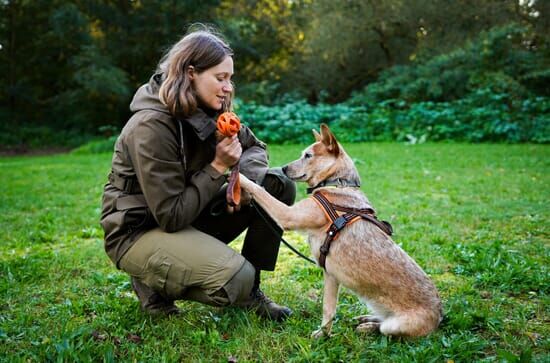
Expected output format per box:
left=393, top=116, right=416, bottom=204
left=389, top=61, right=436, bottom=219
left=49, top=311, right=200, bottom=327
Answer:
left=239, top=124, right=442, bottom=338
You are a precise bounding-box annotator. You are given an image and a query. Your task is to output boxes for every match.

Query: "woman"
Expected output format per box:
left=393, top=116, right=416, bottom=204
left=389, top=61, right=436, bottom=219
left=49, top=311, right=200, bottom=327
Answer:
left=100, top=28, right=295, bottom=321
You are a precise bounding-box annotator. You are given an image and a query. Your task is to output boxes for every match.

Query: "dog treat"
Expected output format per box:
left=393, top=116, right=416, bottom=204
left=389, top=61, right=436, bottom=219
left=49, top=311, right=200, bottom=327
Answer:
left=217, top=112, right=241, bottom=206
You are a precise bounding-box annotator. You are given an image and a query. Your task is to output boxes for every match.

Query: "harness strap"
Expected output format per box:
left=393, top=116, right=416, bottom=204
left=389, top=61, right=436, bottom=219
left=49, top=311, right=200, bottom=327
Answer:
left=311, top=192, right=393, bottom=270
left=312, top=193, right=359, bottom=269
left=331, top=205, right=393, bottom=236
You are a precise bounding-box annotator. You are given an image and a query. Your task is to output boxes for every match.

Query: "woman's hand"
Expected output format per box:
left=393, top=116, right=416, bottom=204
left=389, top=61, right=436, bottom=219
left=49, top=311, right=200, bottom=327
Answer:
left=210, top=135, right=242, bottom=174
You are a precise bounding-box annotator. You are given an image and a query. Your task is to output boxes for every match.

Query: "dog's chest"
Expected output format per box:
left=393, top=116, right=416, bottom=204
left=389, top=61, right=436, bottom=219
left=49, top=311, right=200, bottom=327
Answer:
left=306, top=230, right=326, bottom=260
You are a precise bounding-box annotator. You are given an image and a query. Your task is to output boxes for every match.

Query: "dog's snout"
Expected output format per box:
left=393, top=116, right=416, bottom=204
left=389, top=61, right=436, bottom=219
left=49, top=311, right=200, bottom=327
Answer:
left=282, top=165, right=288, bottom=175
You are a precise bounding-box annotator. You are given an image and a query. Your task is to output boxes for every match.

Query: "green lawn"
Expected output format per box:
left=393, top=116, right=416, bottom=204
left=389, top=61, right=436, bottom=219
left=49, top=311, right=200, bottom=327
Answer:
left=1, top=143, right=548, bottom=362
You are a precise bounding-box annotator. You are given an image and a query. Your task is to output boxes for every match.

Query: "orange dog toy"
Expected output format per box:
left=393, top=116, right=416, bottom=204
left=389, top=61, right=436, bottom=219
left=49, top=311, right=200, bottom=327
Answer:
left=216, top=112, right=241, bottom=206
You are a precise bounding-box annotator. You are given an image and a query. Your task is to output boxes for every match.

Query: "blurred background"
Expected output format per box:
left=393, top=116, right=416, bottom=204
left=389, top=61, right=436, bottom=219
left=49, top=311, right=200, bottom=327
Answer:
left=0, top=0, right=548, bottom=152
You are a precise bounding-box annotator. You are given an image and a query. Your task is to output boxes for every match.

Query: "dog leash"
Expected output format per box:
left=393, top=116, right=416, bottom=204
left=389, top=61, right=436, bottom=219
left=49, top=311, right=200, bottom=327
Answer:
left=251, top=201, right=317, bottom=265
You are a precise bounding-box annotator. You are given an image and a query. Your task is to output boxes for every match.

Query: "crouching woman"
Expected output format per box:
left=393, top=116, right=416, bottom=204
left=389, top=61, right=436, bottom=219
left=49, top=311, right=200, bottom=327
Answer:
left=100, top=27, right=295, bottom=321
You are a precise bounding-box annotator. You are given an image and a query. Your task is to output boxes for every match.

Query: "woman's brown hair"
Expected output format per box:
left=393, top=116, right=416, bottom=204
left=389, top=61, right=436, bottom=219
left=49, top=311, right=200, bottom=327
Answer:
left=158, top=26, right=234, bottom=117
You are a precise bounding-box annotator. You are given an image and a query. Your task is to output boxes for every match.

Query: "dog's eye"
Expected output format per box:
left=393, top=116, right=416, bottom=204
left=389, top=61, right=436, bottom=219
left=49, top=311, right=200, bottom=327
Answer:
left=304, top=153, right=313, bottom=159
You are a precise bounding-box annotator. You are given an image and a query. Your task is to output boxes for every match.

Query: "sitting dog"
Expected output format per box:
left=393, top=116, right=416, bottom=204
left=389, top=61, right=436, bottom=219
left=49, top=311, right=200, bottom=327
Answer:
left=239, top=124, right=442, bottom=338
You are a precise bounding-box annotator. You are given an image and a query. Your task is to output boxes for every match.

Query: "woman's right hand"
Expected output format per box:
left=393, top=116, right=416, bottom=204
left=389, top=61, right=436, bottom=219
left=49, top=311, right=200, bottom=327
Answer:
left=210, top=135, right=242, bottom=174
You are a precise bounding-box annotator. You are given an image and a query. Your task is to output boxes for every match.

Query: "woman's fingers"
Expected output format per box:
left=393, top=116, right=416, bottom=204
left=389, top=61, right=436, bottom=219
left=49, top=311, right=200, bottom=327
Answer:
left=215, top=135, right=241, bottom=168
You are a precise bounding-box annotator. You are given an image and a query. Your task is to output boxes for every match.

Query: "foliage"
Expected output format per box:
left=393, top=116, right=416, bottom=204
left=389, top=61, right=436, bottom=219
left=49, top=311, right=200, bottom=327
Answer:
left=236, top=100, right=365, bottom=144
left=280, top=0, right=543, bottom=103
left=234, top=93, right=549, bottom=144
left=0, top=0, right=222, bottom=137
left=1, top=144, right=548, bottom=361
left=229, top=24, right=549, bottom=144
left=0, top=125, right=92, bottom=152
left=71, top=136, right=117, bottom=155
left=348, top=24, right=550, bottom=104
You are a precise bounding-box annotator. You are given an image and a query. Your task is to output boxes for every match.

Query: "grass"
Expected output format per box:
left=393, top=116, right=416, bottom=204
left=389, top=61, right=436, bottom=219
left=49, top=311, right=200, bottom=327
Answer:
left=0, top=143, right=548, bottom=362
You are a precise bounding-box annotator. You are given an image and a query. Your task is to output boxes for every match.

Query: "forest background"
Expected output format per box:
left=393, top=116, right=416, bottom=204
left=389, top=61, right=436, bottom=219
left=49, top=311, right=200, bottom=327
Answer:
left=0, top=0, right=548, bottom=151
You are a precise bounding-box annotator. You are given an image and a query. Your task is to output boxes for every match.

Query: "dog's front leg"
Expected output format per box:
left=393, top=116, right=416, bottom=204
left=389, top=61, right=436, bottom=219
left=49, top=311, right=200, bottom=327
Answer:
left=239, top=173, right=326, bottom=230
left=312, top=272, right=340, bottom=339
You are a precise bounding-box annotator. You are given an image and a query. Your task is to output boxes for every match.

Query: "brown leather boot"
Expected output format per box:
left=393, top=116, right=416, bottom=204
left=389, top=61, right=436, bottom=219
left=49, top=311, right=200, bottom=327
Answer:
left=131, top=277, right=180, bottom=316
left=238, top=288, right=292, bottom=322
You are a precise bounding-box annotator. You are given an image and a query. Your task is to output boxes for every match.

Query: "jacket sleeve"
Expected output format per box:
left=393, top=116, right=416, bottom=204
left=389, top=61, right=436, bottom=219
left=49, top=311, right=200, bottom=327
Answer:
left=238, top=125, right=269, bottom=184
left=127, top=119, right=225, bottom=232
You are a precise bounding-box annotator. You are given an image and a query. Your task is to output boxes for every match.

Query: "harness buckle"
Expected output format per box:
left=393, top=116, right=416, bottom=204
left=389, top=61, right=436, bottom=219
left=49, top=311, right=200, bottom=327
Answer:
left=332, top=216, right=348, bottom=231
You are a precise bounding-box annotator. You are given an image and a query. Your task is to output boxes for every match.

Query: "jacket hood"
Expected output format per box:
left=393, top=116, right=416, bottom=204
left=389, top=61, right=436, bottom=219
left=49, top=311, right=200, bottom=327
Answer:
left=129, top=73, right=170, bottom=115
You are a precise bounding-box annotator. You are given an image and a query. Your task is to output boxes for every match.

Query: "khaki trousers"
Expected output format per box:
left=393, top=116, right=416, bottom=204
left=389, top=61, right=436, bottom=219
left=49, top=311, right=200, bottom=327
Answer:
left=119, top=168, right=296, bottom=307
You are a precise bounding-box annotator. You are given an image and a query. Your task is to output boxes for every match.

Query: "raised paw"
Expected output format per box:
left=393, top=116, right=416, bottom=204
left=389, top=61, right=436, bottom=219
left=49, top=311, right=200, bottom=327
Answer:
left=356, top=322, right=380, bottom=334
left=353, top=314, right=381, bottom=324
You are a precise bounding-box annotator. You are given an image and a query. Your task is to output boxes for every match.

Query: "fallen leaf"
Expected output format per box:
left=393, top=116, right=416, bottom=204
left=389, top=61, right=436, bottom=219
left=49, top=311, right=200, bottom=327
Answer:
left=480, top=291, right=491, bottom=299
left=526, top=332, right=541, bottom=345
left=91, top=330, right=107, bottom=342
left=126, top=333, right=143, bottom=344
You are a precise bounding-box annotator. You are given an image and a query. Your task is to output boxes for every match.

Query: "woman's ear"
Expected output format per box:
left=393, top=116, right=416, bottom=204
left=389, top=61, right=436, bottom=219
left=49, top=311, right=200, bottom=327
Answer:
left=187, top=65, right=195, bottom=80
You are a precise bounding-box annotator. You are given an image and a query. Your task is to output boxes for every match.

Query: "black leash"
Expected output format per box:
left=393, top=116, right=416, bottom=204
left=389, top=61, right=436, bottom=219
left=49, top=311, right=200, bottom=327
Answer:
left=251, top=201, right=317, bottom=265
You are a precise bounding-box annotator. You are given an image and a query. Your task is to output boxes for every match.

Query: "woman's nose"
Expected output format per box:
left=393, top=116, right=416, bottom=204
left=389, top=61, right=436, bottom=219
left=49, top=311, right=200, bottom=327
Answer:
left=222, top=82, right=233, bottom=93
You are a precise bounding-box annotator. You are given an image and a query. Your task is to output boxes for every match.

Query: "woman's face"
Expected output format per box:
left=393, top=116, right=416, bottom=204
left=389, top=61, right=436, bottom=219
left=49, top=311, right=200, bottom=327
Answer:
left=191, top=56, right=234, bottom=111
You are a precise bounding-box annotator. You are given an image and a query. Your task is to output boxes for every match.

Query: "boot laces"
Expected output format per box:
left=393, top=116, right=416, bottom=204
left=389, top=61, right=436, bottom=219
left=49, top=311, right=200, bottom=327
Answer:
left=253, top=289, right=273, bottom=305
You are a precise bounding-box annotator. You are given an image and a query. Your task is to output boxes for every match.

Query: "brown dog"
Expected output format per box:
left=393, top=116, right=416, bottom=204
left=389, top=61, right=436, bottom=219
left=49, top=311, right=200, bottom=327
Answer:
left=239, top=124, right=442, bottom=338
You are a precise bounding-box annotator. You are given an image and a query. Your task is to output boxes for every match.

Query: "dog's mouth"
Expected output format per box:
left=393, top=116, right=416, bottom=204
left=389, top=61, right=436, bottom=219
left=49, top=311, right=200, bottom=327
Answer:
left=290, top=173, right=307, bottom=181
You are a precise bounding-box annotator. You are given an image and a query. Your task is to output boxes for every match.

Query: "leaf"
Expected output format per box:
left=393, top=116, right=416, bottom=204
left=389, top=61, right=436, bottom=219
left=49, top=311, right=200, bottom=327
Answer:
left=91, top=330, right=107, bottom=342
left=126, top=333, right=142, bottom=344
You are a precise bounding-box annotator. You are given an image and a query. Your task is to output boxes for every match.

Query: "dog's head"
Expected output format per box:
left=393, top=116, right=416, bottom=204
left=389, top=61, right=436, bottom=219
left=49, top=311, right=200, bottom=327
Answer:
left=282, top=124, right=361, bottom=188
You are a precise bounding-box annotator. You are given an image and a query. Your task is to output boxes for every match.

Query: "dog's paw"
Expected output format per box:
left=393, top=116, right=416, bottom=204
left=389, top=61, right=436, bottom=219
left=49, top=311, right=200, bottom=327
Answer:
left=355, top=322, right=380, bottom=334
left=238, top=173, right=252, bottom=188
left=311, top=328, right=329, bottom=339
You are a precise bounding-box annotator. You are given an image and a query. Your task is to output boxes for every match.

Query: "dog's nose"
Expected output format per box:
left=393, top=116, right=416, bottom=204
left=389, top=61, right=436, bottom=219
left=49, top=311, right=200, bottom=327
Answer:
left=282, top=165, right=288, bottom=175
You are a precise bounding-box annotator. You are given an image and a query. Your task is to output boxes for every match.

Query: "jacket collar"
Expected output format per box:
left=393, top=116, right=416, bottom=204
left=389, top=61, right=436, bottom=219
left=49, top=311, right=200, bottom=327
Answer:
left=148, top=72, right=217, bottom=141
left=183, top=108, right=217, bottom=141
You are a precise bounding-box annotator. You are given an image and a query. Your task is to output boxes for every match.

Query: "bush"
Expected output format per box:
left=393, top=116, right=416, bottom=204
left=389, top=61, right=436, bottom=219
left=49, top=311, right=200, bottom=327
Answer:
left=0, top=125, right=93, bottom=151
left=71, top=136, right=117, bottom=154
left=348, top=23, right=548, bottom=105
left=234, top=90, right=549, bottom=144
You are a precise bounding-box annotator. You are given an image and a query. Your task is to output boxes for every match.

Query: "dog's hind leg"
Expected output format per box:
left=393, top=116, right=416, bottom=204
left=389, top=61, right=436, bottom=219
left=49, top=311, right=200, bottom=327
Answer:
left=356, top=321, right=381, bottom=334
left=312, top=273, right=340, bottom=339
left=354, top=315, right=381, bottom=324
left=379, top=310, right=437, bottom=337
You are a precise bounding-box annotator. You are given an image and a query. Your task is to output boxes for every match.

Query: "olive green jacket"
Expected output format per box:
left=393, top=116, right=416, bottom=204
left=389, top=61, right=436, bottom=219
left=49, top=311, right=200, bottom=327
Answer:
left=101, top=74, right=269, bottom=267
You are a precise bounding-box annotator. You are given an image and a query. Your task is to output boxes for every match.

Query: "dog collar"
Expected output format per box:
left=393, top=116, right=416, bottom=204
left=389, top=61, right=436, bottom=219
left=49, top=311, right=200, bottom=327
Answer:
left=306, top=178, right=361, bottom=194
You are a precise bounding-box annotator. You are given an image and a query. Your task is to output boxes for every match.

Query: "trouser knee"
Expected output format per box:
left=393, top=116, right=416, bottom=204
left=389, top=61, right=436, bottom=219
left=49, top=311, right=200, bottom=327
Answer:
left=183, top=260, right=255, bottom=307
left=224, top=260, right=255, bottom=304
left=262, top=167, right=296, bottom=206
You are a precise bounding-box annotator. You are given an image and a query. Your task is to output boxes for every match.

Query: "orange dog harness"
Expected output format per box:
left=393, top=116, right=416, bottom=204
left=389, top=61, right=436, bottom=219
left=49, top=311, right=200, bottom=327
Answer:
left=216, top=112, right=241, bottom=206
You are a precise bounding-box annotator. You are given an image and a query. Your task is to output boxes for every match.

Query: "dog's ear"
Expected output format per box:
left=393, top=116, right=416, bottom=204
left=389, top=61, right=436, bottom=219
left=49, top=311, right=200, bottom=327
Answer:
left=320, top=124, right=340, bottom=156
left=312, top=129, right=322, bottom=142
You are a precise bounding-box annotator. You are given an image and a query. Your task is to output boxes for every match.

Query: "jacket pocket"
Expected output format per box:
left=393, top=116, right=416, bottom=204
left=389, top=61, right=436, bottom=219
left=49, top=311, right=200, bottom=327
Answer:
left=116, top=195, right=154, bottom=232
